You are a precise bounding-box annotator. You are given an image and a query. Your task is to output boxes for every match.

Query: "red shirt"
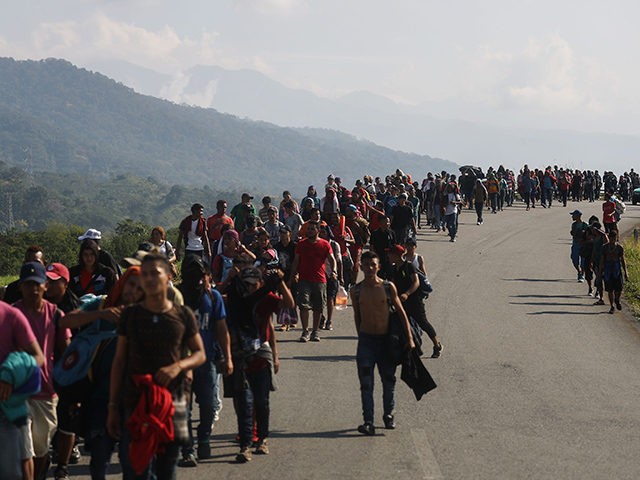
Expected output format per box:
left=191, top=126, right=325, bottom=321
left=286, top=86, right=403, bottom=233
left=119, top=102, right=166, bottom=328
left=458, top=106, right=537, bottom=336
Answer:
left=207, top=214, right=235, bottom=241
left=295, top=238, right=332, bottom=283
left=603, top=201, right=616, bottom=224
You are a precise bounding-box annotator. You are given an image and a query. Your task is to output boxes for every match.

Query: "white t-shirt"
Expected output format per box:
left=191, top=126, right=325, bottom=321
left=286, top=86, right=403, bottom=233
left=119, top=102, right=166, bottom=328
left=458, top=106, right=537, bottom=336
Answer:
left=445, top=193, right=460, bottom=216
left=186, top=219, right=204, bottom=251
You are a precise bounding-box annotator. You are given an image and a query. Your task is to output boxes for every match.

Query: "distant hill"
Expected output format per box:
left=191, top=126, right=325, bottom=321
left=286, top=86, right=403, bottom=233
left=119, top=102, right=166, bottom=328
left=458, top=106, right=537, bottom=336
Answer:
left=104, top=61, right=640, bottom=173
left=0, top=58, right=457, bottom=193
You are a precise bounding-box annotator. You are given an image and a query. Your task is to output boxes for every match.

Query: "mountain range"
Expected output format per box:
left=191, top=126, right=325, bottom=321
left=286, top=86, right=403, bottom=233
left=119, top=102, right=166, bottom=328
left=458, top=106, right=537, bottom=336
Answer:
left=86, top=59, right=640, bottom=174
left=0, top=57, right=456, bottom=195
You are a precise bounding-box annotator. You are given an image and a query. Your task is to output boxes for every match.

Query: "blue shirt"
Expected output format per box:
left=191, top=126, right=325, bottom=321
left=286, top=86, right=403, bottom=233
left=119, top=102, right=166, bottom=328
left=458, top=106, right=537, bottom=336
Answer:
left=197, top=288, right=226, bottom=361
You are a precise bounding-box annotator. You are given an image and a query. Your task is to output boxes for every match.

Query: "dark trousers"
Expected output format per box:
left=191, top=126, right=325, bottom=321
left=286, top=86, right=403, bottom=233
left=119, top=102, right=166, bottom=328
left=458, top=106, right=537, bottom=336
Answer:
left=183, top=360, right=219, bottom=455
left=236, top=367, right=271, bottom=448
left=356, top=333, right=397, bottom=423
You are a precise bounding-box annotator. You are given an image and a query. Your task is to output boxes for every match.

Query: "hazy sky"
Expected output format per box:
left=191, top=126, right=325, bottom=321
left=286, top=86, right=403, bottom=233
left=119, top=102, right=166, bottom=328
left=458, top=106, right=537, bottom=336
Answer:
left=3, top=0, right=640, bottom=135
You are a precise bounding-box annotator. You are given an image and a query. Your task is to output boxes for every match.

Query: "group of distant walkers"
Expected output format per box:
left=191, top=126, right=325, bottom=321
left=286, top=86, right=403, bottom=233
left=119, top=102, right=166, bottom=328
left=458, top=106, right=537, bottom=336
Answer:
left=0, top=163, right=636, bottom=480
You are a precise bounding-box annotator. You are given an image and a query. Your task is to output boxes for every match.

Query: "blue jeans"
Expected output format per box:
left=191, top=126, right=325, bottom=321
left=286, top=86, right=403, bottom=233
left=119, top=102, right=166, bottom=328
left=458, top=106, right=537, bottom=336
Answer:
left=119, top=410, right=180, bottom=480
left=183, top=360, right=220, bottom=455
left=356, top=333, right=397, bottom=423
left=543, top=187, right=553, bottom=206
left=0, top=411, right=21, bottom=480
left=444, top=212, right=458, bottom=239
left=433, top=203, right=442, bottom=228
left=235, top=367, right=271, bottom=448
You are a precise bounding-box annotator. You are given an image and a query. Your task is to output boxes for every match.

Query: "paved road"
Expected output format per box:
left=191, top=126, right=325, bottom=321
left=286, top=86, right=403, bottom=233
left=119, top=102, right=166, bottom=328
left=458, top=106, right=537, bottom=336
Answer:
left=68, top=200, right=640, bottom=479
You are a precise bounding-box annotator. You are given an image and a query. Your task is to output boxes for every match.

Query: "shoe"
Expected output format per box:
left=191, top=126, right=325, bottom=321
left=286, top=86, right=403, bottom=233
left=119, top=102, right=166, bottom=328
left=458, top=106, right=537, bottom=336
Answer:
left=477, top=221, right=480, bottom=225
left=299, top=329, right=310, bottom=342
left=310, top=330, right=320, bottom=342
left=319, top=314, right=326, bottom=330
left=616, top=301, right=622, bottom=310
left=178, top=453, right=198, bottom=467
left=577, top=273, right=584, bottom=283
left=358, top=422, right=375, bottom=436
left=54, top=465, right=70, bottom=480
left=197, top=442, right=211, bottom=460
left=609, top=306, right=615, bottom=314
left=431, top=342, right=443, bottom=358
left=324, top=320, right=333, bottom=331
left=254, top=439, right=269, bottom=455
left=69, top=445, right=81, bottom=464
left=594, top=299, right=605, bottom=305
left=449, top=238, right=456, bottom=242
left=383, top=414, right=396, bottom=430
left=587, top=288, right=593, bottom=296
left=236, top=447, right=252, bottom=463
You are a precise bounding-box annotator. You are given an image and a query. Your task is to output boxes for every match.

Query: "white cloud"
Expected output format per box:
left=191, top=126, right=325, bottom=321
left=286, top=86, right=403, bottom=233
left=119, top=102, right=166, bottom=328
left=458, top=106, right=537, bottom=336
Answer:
left=232, top=0, right=306, bottom=14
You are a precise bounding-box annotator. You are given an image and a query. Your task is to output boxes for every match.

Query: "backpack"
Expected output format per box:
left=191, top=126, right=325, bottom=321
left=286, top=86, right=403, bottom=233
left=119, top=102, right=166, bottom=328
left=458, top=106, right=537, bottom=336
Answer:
left=614, top=197, right=626, bottom=215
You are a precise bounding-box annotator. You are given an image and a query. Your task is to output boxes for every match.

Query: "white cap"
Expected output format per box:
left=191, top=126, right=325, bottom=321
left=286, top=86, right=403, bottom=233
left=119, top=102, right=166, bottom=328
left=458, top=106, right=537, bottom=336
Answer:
left=78, top=228, right=102, bottom=241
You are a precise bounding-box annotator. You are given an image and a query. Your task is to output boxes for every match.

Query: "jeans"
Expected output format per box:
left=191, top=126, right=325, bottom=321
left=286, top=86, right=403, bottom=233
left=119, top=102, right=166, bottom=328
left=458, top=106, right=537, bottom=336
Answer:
left=356, top=333, right=397, bottom=423
left=119, top=411, right=180, bottom=480
left=489, top=193, right=498, bottom=212
left=433, top=203, right=442, bottom=229
left=183, top=360, right=219, bottom=455
left=475, top=200, right=484, bottom=223
left=543, top=187, right=553, bottom=206
left=88, top=433, right=115, bottom=480
left=0, top=411, right=21, bottom=480
left=444, top=212, right=457, bottom=239
left=235, top=367, right=271, bottom=448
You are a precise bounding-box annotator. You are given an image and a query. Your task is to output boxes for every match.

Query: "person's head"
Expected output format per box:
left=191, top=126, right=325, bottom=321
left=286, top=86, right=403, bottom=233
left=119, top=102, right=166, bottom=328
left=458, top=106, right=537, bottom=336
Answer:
left=360, top=251, right=380, bottom=279
left=140, top=254, right=171, bottom=297
left=570, top=209, right=582, bottom=221
left=150, top=226, right=166, bottom=245
left=19, top=261, right=47, bottom=306
left=282, top=191, right=292, bottom=201
left=262, top=196, right=272, bottom=207
left=79, top=239, right=100, bottom=271
left=379, top=215, right=390, bottom=230
left=398, top=192, right=408, bottom=204
left=329, top=211, right=341, bottom=226
left=307, top=185, right=316, bottom=196
left=588, top=215, right=599, bottom=225
left=241, top=193, right=253, bottom=204
left=325, top=187, right=335, bottom=198
left=191, top=203, right=204, bottom=218
left=608, top=229, right=618, bottom=243
left=306, top=221, right=319, bottom=240
left=345, top=204, right=358, bottom=218
left=245, top=215, right=257, bottom=229
left=256, top=228, right=270, bottom=248
left=267, top=206, right=278, bottom=221
left=222, top=230, right=240, bottom=252
left=24, top=245, right=44, bottom=265
left=309, top=208, right=321, bottom=222
left=240, top=266, right=263, bottom=296
left=385, top=244, right=406, bottom=263
left=404, top=238, right=417, bottom=255
left=318, top=225, right=333, bottom=241
left=284, top=201, right=295, bottom=213
left=279, top=225, right=292, bottom=244
left=44, top=263, right=70, bottom=304
left=106, top=266, right=143, bottom=307
left=216, top=199, right=228, bottom=214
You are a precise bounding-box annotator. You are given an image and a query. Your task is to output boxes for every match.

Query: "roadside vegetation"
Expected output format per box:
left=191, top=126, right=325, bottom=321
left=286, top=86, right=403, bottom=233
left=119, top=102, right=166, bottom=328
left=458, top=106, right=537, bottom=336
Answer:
left=623, top=236, right=640, bottom=316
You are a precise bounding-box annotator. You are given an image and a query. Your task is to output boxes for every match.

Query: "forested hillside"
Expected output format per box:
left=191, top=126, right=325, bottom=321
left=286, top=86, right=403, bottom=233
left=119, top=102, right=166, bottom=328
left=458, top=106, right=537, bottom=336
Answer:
left=0, top=57, right=456, bottom=192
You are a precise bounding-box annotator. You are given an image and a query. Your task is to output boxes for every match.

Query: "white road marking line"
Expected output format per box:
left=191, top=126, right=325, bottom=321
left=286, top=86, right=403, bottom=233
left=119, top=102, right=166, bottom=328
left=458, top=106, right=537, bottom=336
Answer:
left=411, top=428, right=445, bottom=480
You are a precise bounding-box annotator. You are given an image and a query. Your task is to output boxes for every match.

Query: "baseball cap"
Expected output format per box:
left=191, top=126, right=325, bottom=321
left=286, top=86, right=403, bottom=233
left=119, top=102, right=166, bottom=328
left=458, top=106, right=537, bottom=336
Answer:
left=78, top=228, right=102, bottom=241
left=45, top=263, right=70, bottom=283
left=20, top=262, right=47, bottom=284
left=279, top=225, right=292, bottom=233
left=569, top=210, right=582, bottom=216
left=122, top=250, right=151, bottom=267
left=385, top=245, right=406, bottom=255
left=242, top=193, right=253, bottom=200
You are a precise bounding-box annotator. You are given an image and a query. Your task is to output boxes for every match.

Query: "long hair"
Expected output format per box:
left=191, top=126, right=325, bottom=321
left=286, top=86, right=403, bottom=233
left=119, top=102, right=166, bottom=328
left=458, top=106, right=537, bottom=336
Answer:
left=105, top=266, right=141, bottom=308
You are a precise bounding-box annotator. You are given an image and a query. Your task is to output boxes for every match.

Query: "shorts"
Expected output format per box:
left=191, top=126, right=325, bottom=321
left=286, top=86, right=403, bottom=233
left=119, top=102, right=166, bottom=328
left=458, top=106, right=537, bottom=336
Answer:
left=296, top=280, right=326, bottom=312
left=604, top=277, right=623, bottom=293
left=23, top=397, right=58, bottom=458
left=326, top=277, right=339, bottom=300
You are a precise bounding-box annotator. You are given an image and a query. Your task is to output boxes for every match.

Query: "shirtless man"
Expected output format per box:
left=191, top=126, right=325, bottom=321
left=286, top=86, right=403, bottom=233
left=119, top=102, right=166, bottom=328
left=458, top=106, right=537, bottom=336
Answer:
left=351, top=251, right=414, bottom=435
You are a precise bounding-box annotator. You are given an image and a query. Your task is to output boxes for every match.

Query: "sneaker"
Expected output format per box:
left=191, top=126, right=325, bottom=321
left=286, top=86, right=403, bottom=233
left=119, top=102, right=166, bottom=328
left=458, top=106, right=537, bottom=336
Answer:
left=178, top=453, right=198, bottom=467
left=449, top=237, right=456, bottom=242
left=616, top=301, right=622, bottom=310
left=254, top=439, right=269, bottom=455
left=310, top=330, right=320, bottom=342
left=609, top=306, right=615, bottom=314
left=236, top=447, right=252, bottom=463
left=197, top=442, right=211, bottom=460
left=383, top=414, right=396, bottom=430
left=357, top=422, right=375, bottom=436
left=593, top=299, right=605, bottom=305
left=54, top=465, right=70, bottom=480
left=69, top=445, right=81, bottom=465
left=577, top=273, right=584, bottom=283
left=299, top=329, right=310, bottom=343
left=319, top=314, right=326, bottom=330
left=324, top=320, right=333, bottom=331
left=587, top=288, right=593, bottom=296
left=431, top=342, right=443, bottom=359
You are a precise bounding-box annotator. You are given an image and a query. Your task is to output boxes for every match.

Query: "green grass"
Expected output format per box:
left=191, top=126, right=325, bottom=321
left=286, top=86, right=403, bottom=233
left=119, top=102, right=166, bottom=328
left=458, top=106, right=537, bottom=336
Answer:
left=623, top=238, right=640, bottom=316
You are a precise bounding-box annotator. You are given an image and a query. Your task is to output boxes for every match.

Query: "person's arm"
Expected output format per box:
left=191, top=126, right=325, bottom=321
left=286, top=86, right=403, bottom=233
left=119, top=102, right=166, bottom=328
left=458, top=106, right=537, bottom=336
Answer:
left=268, top=320, right=279, bottom=374
left=175, top=229, right=183, bottom=262
left=350, top=286, right=361, bottom=334
left=107, top=335, right=127, bottom=440
left=621, top=247, right=629, bottom=280
left=25, top=340, right=45, bottom=368
left=399, top=272, right=420, bottom=302
left=215, top=319, right=233, bottom=376
left=276, top=273, right=295, bottom=309
left=289, top=253, right=300, bottom=286
left=328, top=249, right=338, bottom=281
left=154, top=333, right=206, bottom=387
left=336, top=254, right=343, bottom=285
left=388, top=282, right=414, bottom=350
left=60, top=307, right=121, bottom=329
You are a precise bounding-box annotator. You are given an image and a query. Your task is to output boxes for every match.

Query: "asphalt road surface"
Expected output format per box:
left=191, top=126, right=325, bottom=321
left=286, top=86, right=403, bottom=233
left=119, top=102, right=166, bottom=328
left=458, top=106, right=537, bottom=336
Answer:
left=66, top=199, right=640, bottom=479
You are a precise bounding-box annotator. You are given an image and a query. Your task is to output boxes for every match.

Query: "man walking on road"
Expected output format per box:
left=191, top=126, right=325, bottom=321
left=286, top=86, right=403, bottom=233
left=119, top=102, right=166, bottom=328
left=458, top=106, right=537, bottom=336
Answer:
left=570, top=210, right=588, bottom=282
left=600, top=230, right=628, bottom=314
left=350, top=251, right=414, bottom=436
